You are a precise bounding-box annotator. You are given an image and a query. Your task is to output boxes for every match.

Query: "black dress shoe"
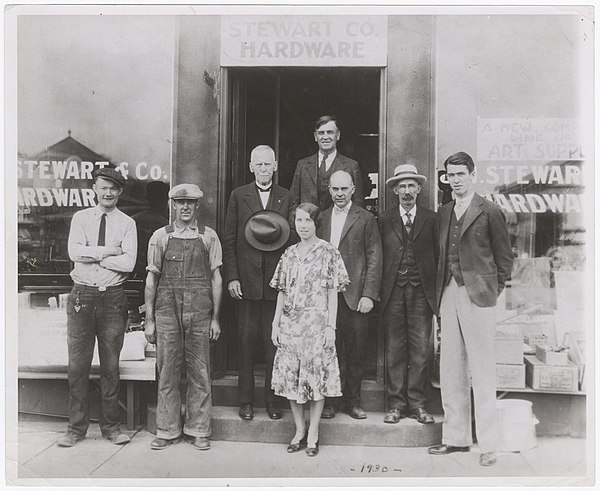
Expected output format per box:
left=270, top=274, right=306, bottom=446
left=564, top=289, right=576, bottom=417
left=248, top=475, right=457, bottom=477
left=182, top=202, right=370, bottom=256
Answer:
left=344, top=405, right=367, bottom=419
left=305, top=440, right=319, bottom=457
left=383, top=408, right=404, bottom=424
left=266, top=406, right=282, bottom=420
left=321, top=405, right=336, bottom=419
left=409, top=408, right=435, bottom=424
left=428, top=444, right=470, bottom=455
left=287, top=432, right=308, bottom=453
left=239, top=404, right=254, bottom=421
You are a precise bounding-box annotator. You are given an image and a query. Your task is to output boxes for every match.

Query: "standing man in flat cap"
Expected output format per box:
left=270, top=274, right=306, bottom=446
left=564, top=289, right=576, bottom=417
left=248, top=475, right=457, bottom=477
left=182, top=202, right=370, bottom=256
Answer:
left=58, top=167, right=137, bottom=447
left=429, top=152, right=513, bottom=466
left=144, top=183, right=223, bottom=451
left=317, top=170, right=382, bottom=419
left=380, top=164, right=438, bottom=425
left=223, top=145, right=295, bottom=421
left=291, top=115, right=364, bottom=211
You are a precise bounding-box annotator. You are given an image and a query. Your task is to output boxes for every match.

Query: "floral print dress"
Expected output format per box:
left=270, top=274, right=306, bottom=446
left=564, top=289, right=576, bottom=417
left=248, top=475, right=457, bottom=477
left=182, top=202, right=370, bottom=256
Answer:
left=270, top=238, right=350, bottom=403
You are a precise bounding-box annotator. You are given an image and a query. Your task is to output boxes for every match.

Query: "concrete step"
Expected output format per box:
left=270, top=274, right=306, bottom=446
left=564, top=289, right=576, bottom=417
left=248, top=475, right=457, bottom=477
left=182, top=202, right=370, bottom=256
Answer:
left=147, top=405, right=443, bottom=447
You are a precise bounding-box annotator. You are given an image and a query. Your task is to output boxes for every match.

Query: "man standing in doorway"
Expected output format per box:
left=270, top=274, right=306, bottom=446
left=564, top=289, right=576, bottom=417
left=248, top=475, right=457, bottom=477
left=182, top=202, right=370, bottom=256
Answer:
left=223, top=145, right=295, bottom=421
left=58, top=167, right=137, bottom=447
left=379, top=164, right=438, bottom=425
left=144, top=184, right=222, bottom=451
left=291, top=115, right=364, bottom=211
left=317, top=170, right=382, bottom=419
left=429, top=152, right=513, bottom=466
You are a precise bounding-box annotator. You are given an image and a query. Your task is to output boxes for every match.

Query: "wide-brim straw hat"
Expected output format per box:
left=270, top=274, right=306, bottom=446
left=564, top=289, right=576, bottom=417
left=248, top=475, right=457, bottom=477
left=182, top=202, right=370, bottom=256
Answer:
left=385, top=164, right=427, bottom=187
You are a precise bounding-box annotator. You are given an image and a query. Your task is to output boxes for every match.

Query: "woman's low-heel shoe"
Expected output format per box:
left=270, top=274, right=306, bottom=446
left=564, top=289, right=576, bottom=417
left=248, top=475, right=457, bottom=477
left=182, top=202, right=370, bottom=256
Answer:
left=305, top=440, right=319, bottom=457
left=287, top=433, right=308, bottom=453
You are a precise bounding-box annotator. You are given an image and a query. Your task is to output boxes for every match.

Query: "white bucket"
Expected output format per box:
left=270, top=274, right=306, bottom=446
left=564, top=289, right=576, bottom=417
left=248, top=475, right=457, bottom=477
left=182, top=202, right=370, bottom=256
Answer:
left=496, top=399, right=539, bottom=452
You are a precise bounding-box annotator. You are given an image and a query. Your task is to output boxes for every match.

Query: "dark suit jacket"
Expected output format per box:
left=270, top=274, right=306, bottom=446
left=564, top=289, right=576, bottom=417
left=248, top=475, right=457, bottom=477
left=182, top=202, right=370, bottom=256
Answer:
left=222, top=182, right=295, bottom=301
left=379, top=205, right=439, bottom=315
left=436, top=193, right=514, bottom=309
left=317, top=203, right=382, bottom=311
left=291, top=152, right=364, bottom=209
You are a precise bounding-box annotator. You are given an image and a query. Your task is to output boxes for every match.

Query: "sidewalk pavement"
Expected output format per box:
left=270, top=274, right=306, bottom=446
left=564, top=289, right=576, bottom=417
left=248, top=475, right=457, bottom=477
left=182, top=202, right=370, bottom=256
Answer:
left=8, top=419, right=592, bottom=487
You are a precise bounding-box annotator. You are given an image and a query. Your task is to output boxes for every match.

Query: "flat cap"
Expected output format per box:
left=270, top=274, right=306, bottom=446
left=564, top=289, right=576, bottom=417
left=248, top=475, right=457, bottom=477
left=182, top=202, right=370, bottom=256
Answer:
left=169, top=183, right=203, bottom=200
left=93, top=167, right=126, bottom=187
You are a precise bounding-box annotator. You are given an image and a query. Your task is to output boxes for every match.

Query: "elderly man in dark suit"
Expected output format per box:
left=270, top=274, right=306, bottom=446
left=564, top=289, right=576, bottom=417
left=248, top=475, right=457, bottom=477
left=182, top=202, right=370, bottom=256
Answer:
left=291, top=115, right=364, bottom=210
left=379, top=164, right=439, bottom=425
left=317, top=170, right=382, bottom=419
left=223, top=145, right=295, bottom=421
left=428, top=152, right=513, bottom=467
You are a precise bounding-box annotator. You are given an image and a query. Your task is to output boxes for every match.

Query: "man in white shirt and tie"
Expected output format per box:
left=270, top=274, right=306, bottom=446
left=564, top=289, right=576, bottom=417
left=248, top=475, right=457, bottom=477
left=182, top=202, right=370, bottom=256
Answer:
left=291, top=115, right=364, bottom=210
left=58, top=167, right=137, bottom=447
left=379, top=164, right=439, bottom=426
left=317, top=170, right=382, bottom=419
left=223, top=145, right=295, bottom=421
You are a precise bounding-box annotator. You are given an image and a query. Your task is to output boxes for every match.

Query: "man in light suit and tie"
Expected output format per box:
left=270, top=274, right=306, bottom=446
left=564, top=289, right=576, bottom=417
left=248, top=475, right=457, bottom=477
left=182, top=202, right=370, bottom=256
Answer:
left=379, top=164, right=439, bottom=425
left=223, top=145, right=296, bottom=421
left=428, top=152, right=513, bottom=466
left=291, top=115, right=364, bottom=211
left=317, top=170, right=382, bottom=419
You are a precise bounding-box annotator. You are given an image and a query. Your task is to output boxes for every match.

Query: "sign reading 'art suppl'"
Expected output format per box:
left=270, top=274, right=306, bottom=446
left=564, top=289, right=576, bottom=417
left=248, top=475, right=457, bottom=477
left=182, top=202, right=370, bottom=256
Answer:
left=221, top=16, right=388, bottom=67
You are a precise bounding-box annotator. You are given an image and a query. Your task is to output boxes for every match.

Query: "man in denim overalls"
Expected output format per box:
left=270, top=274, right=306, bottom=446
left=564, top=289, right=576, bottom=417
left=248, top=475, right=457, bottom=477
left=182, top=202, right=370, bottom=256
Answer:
left=144, top=183, right=222, bottom=450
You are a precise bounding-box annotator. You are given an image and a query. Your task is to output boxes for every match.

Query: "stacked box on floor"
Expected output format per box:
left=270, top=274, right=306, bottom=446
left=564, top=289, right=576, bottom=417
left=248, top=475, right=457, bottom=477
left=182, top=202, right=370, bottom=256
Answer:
left=495, top=327, right=525, bottom=389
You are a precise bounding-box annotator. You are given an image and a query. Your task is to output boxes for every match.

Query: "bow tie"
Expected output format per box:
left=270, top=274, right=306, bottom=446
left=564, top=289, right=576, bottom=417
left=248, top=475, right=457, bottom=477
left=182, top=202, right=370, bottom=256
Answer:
left=256, top=184, right=272, bottom=193
left=333, top=206, right=348, bottom=215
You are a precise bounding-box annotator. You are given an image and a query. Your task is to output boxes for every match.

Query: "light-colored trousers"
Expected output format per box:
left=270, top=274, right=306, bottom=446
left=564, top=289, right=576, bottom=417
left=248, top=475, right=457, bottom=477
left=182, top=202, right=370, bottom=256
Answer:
left=439, top=278, right=499, bottom=453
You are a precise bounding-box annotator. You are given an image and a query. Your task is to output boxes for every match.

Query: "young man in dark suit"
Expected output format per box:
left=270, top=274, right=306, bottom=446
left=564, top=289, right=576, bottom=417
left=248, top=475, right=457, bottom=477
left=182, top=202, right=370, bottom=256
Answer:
left=429, top=152, right=513, bottom=466
left=317, top=170, right=382, bottom=419
left=223, top=145, right=295, bottom=421
left=291, top=115, right=364, bottom=210
left=379, top=164, right=439, bottom=425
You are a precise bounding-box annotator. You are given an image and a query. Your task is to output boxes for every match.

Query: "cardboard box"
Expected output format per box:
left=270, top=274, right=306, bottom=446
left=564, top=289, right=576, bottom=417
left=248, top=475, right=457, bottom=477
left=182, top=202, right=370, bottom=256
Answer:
left=524, top=333, right=548, bottom=348
left=495, top=336, right=524, bottom=365
left=496, top=363, right=525, bottom=389
left=535, top=344, right=569, bottom=366
left=524, top=355, right=579, bottom=392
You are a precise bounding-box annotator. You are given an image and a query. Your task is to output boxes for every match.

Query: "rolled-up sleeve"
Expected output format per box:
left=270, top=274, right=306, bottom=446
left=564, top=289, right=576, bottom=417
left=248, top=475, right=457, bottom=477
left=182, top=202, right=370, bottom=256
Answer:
left=204, top=228, right=223, bottom=271
left=146, top=230, right=166, bottom=274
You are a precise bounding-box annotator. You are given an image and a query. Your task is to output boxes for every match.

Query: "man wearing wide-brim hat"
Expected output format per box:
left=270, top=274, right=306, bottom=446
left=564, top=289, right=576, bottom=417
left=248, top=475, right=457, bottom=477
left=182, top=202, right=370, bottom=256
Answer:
left=223, top=145, right=296, bottom=422
left=144, top=183, right=223, bottom=451
left=379, top=164, right=439, bottom=425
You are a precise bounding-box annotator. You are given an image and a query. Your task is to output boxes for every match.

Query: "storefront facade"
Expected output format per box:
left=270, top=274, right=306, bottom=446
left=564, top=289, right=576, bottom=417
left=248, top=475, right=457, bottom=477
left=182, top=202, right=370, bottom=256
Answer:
left=16, top=10, right=592, bottom=413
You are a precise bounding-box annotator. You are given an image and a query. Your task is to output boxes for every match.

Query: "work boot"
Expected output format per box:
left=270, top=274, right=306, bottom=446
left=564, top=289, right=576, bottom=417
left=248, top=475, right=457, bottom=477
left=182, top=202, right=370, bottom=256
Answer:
left=57, top=432, right=84, bottom=447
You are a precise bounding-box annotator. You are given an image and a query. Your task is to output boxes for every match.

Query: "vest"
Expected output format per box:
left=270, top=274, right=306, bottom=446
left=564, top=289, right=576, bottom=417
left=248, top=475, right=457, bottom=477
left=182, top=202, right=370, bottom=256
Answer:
left=445, top=210, right=465, bottom=286
left=396, top=219, right=421, bottom=287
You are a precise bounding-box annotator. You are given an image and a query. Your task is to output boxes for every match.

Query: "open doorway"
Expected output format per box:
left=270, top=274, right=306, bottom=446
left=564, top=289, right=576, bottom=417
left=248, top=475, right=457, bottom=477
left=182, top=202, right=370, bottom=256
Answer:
left=221, top=66, right=383, bottom=380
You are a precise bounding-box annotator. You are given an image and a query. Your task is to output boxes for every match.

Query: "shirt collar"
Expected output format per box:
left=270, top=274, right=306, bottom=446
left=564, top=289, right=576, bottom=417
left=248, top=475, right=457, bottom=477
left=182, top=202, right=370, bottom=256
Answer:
left=256, top=181, right=273, bottom=191
left=399, top=204, right=417, bottom=217
left=93, top=205, right=118, bottom=217
left=333, top=201, right=352, bottom=214
left=455, top=191, right=475, bottom=208
left=173, top=219, right=199, bottom=232
left=318, top=149, right=337, bottom=164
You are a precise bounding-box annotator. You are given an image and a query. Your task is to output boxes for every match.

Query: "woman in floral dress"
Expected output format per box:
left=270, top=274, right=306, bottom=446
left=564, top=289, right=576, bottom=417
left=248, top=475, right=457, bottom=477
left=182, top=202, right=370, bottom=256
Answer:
left=270, top=203, right=350, bottom=457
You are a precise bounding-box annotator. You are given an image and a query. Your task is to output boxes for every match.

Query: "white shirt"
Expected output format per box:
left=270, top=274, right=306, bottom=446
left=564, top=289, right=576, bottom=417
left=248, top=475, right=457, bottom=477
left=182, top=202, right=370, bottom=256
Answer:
left=318, top=149, right=337, bottom=172
left=256, top=183, right=271, bottom=209
left=399, top=204, right=417, bottom=226
left=68, top=205, right=137, bottom=286
left=454, top=191, right=475, bottom=219
left=330, top=201, right=351, bottom=249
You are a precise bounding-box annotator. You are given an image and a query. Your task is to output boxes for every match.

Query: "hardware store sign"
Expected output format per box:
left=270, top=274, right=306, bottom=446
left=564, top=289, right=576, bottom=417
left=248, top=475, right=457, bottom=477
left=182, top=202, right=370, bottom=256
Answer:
left=221, top=16, right=387, bottom=67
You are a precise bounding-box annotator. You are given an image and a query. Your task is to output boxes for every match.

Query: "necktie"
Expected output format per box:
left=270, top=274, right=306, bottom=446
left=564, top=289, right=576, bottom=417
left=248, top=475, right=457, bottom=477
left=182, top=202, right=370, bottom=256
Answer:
left=98, top=213, right=107, bottom=246
left=405, top=213, right=413, bottom=235
left=319, top=154, right=327, bottom=173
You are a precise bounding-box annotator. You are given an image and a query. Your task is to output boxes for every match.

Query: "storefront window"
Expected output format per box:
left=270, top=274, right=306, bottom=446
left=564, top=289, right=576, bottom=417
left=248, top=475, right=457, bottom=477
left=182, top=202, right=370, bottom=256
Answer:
left=17, top=16, right=176, bottom=297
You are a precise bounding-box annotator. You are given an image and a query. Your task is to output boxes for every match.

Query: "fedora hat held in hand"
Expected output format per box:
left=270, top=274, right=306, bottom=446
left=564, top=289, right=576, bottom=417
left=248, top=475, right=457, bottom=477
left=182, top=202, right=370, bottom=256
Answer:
left=245, top=210, right=291, bottom=252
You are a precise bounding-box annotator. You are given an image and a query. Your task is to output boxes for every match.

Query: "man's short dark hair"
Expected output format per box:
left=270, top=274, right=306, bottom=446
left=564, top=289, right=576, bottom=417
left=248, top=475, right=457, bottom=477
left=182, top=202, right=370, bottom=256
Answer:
left=314, top=115, right=339, bottom=131
left=444, top=152, right=475, bottom=173
left=295, top=202, right=320, bottom=223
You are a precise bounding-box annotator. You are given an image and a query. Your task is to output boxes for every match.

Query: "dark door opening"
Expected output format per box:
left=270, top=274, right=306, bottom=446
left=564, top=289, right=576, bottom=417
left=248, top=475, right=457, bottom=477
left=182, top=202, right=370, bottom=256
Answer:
left=222, top=66, right=383, bottom=381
